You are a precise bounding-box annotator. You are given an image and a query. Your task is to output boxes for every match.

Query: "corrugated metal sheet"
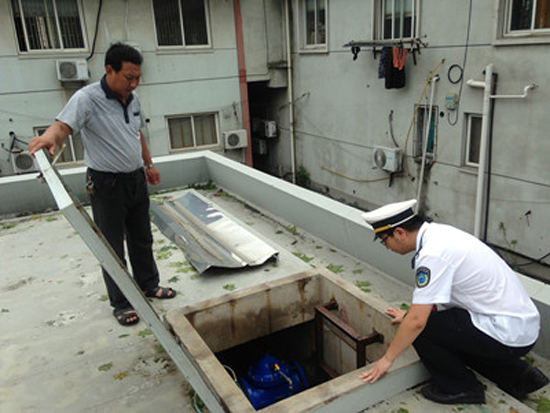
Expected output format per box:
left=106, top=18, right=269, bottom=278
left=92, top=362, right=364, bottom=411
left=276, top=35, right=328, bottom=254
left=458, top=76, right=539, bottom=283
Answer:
left=150, top=189, right=279, bottom=273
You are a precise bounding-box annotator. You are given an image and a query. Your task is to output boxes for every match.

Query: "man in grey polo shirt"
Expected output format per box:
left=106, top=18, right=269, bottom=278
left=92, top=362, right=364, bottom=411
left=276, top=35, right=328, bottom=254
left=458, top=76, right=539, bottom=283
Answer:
left=29, top=43, right=175, bottom=326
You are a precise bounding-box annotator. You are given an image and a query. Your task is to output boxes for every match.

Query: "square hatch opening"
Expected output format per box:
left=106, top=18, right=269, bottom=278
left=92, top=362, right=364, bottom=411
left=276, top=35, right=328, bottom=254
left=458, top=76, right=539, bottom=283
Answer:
left=165, top=268, right=425, bottom=412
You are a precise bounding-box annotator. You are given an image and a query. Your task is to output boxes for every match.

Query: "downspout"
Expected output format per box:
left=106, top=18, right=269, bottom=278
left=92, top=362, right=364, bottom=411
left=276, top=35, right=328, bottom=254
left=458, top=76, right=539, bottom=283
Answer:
left=234, top=0, right=253, bottom=166
left=285, top=0, right=296, bottom=183
left=469, top=64, right=493, bottom=238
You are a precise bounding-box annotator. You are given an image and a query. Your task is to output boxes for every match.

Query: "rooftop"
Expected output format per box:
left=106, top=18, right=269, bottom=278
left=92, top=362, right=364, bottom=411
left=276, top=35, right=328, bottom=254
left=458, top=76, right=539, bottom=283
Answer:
left=1, top=152, right=549, bottom=412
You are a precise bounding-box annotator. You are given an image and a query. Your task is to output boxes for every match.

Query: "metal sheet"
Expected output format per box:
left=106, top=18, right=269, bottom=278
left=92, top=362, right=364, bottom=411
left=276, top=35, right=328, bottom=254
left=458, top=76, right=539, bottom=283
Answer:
left=150, top=190, right=279, bottom=274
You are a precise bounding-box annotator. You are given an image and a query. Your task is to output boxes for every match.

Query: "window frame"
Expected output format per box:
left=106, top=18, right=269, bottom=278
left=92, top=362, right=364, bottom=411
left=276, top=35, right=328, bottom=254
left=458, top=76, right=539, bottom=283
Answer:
left=167, top=112, right=220, bottom=152
left=299, top=0, right=328, bottom=53
left=34, top=126, right=84, bottom=165
left=151, top=0, right=212, bottom=50
left=374, top=0, right=420, bottom=41
left=495, top=0, right=550, bottom=45
left=10, top=0, right=88, bottom=54
left=463, top=113, right=483, bottom=168
left=504, top=0, right=550, bottom=36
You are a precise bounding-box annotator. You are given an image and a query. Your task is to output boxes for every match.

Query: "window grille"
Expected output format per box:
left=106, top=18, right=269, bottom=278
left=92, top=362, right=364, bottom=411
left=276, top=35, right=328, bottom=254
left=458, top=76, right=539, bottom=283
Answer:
left=11, top=0, right=85, bottom=52
left=380, top=0, right=417, bottom=40
left=413, top=105, right=437, bottom=160
left=153, top=0, right=209, bottom=47
left=168, top=114, right=218, bottom=150
left=304, top=0, right=327, bottom=46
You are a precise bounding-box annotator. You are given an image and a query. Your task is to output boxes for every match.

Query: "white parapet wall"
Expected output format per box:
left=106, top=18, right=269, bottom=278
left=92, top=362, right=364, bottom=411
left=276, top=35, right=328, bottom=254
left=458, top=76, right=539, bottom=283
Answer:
left=1, top=150, right=549, bottom=357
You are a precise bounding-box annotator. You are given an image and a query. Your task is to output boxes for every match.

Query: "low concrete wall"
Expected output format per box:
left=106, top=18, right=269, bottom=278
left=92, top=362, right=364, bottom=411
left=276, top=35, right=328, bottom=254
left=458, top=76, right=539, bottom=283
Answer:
left=2, top=150, right=549, bottom=358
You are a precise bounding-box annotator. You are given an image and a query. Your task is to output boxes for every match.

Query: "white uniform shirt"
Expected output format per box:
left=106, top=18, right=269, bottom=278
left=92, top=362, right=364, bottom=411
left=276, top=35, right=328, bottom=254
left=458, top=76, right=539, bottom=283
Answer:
left=412, top=222, right=540, bottom=347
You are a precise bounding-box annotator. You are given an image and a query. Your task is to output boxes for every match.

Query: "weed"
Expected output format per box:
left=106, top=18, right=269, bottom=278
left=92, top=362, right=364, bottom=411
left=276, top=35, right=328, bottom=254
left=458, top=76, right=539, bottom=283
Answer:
left=326, top=264, right=343, bottom=273
left=98, top=362, right=113, bottom=372
left=223, top=284, right=236, bottom=291
left=293, top=252, right=314, bottom=263
left=355, top=280, right=371, bottom=293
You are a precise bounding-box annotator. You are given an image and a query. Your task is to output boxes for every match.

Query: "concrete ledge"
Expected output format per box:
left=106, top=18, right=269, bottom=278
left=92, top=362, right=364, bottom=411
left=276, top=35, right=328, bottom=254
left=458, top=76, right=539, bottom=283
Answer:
left=2, top=150, right=549, bottom=358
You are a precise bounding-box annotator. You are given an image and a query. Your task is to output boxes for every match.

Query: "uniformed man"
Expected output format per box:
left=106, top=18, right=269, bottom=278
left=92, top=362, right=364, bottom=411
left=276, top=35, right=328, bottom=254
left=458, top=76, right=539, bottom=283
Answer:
left=359, top=199, right=548, bottom=405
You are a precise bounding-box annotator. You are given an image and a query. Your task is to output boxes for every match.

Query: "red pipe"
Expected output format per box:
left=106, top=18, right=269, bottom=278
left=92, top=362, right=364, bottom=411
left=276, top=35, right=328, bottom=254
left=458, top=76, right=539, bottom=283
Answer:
left=233, top=0, right=253, bottom=167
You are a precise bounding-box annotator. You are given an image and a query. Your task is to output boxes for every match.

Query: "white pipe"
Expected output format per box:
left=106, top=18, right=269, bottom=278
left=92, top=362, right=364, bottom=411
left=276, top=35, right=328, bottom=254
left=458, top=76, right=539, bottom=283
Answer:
left=473, top=64, right=494, bottom=239
left=491, top=84, right=537, bottom=99
left=285, top=0, right=296, bottom=184
left=416, top=75, right=439, bottom=207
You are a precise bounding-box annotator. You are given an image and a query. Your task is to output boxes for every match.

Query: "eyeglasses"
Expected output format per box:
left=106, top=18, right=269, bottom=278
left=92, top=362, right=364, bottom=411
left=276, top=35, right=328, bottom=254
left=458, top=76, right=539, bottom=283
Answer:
left=379, top=231, right=394, bottom=246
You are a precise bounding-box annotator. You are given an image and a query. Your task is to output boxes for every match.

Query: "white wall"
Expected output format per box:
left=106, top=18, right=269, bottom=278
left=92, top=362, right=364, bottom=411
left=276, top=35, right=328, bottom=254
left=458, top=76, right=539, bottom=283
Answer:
left=278, top=0, right=550, bottom=268
left=0, top=0, right=247, bottom=176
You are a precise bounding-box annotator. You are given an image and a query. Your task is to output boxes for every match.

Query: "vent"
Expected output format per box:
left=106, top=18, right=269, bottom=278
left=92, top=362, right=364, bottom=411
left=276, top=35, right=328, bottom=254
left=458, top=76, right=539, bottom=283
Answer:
left=12, top=151, right=37, bottom=174
left=56, top=59, right=89, bottom=82
left=223, top=129, right=248, bottom=149
left=373, top=146, right=403, bottom=173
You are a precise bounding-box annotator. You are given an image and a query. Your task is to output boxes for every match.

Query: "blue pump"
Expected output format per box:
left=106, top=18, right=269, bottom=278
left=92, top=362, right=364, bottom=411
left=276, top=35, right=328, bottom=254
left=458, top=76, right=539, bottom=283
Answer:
left=238, top=354, right=309, bottom=409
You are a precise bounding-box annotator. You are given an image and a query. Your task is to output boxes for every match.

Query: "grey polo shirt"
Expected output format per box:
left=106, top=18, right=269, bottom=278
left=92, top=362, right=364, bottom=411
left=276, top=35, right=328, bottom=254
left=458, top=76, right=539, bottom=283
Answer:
left=56, top=76, right=146, bottom=173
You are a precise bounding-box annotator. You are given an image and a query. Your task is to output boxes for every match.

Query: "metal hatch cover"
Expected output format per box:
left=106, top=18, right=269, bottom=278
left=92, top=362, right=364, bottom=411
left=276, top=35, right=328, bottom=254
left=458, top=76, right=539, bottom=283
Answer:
left=150, top=189, right=279, bottom=274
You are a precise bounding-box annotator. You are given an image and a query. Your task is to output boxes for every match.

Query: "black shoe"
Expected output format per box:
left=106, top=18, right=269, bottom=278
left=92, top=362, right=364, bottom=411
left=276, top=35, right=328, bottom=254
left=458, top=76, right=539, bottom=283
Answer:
left=505, top=365, right=549, bottom=400
left=421, top=383, right=485, bottom=405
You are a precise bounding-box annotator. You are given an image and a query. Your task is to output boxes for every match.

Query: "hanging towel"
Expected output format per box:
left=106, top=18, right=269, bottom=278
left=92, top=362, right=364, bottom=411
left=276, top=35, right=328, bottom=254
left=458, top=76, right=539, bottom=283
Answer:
left=385, top=47, right=406, bottom=89
left=392, top=47, right=407, bottom=70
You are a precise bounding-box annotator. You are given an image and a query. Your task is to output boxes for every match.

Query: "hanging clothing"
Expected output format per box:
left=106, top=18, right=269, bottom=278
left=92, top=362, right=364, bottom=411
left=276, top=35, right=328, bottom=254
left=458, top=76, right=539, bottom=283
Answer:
left=385, top=46, right=406, bottom=89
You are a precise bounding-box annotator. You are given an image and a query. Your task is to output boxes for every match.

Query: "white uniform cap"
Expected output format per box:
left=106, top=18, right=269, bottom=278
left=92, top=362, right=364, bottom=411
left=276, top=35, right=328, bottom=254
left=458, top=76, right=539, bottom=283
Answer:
left=361, top=199, right=418, bottom=235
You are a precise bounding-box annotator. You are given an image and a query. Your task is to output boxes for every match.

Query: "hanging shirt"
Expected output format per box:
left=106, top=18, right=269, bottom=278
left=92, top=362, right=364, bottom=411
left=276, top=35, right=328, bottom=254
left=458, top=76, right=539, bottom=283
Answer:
left=412, top=222, right=540, bottom=347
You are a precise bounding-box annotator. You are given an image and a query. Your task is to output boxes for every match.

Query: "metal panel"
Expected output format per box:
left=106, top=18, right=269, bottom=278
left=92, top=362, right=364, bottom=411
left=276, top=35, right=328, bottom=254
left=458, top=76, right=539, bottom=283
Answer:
left=150, top=189, right=279, bottom=274
left=33, top=151, right=226, bottom=413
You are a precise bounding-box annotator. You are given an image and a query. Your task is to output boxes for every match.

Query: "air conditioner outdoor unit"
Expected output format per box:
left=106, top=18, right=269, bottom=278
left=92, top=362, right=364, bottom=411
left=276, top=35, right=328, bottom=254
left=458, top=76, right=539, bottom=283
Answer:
left=12, top=150, right=37, bottom=174
left=56, top=59, right=89, bottom=82
left=223, top=129, right=248, bottom=149
left=373, top=146, right=403, bottom=173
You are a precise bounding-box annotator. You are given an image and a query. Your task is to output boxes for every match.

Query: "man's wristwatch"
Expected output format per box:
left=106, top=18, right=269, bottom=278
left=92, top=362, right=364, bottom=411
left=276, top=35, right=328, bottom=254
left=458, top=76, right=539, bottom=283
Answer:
left=144, top=164, right=154, bottom=169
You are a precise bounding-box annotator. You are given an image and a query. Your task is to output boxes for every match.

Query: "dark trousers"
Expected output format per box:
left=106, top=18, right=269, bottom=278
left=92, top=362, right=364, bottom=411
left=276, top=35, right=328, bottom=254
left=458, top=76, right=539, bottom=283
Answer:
left=88, top=168, right=159, bottom=310
left=413, top=307, right=534, bottom=394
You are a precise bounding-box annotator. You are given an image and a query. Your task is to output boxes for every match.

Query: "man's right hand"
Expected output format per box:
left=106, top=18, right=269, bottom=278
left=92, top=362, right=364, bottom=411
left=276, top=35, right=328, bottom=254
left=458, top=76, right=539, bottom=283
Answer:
left=28, top=120, right=72, bottom=156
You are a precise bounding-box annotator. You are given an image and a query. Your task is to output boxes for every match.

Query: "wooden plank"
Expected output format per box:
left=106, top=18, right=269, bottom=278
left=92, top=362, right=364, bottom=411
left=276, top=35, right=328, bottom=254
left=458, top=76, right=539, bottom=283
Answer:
left=34, top=151, right=227, bottom=413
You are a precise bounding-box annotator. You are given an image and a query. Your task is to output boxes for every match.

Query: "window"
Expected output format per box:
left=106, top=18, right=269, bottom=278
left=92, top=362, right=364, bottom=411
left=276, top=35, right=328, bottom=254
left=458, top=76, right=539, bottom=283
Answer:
left=152, top=0, right=210, bottom=47
left=11, top=0, right=86, bottom=53
left=168, top=114, right=218, bottom=150
left=413, top=105, right=437, bottom=160
left=464, top=114, right=482, bottom=167
left=377, top=0, right=418, bottom=40
left=34, top=127, right=84, bottom=164
left=302, top=0, right=327, bottom=48
left=505, top=0, right=550, bottom=34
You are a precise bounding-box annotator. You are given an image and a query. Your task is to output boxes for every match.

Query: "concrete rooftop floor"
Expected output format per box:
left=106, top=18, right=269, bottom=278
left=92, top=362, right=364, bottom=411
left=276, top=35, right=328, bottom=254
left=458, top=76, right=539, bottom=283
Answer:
left=1, top=186, right=549, bottom=412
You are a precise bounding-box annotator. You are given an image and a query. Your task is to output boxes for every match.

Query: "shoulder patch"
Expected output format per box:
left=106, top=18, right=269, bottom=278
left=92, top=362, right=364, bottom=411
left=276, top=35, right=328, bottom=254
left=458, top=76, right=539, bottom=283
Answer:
left=416, top=266, right=431, bottom=288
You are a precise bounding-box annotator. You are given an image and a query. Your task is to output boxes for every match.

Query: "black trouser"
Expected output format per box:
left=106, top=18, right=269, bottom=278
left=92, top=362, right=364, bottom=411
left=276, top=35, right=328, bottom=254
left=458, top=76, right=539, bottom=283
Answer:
left=413, top=307, right=534, bottom=394
left=88, top=168, right=159, bottom=310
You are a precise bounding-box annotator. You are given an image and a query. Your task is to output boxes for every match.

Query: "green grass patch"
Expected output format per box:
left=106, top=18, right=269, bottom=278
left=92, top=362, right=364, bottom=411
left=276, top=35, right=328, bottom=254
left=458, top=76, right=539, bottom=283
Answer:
left=293, top=252, right=314, bottom=263
left=223, top=284, right=236, bottom=291
left=326, top=264, right=343, bottom=273
left=355, top=280, right=371, bottom=293
left=98, top=362, right=113, bottom=372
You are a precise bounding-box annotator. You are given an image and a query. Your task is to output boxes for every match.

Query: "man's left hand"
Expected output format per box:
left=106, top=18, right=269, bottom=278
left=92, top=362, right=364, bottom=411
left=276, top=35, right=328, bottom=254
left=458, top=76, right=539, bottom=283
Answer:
left=145, top=166, right=161, bottom=185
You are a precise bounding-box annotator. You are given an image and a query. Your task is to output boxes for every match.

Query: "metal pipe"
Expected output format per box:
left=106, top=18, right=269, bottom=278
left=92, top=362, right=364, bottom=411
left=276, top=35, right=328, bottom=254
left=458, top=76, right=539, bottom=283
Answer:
left=416, top=75, right=439, bottom=207
left=285, top=0, right=296, bottom=183
left=473, top=64, right=494, bottom=238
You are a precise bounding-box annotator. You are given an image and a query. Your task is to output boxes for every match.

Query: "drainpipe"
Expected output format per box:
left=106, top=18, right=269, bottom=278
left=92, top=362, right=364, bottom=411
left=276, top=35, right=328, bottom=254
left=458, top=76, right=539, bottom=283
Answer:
left=234, top=0, right=253, bottom=167
left=467, top=68, right=537, bottom=239
left=468, top=64, right=494, bottom=239
left=285, top=0, right=296, bottom=184
left=416, top=75, right=439, bottom=209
